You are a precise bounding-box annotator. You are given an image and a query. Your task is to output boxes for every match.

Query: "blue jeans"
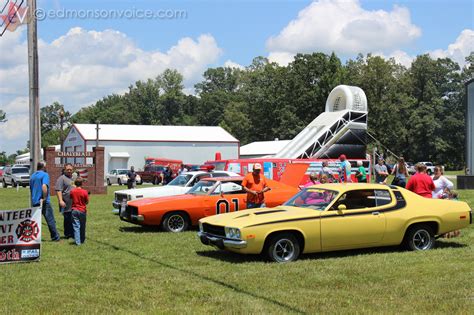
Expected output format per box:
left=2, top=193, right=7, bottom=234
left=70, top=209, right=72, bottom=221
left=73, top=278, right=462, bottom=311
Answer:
left=72, top=210, right=87, bottom=245
left=60, top=208, right=74, bottom=238
left=246, top=202, right=265, bottom=209
left=41, top=202, right=60, bottom=241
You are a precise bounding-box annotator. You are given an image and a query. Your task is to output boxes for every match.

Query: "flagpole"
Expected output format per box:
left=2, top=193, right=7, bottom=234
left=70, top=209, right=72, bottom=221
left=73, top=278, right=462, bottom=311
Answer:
left=27, top=0, right=40, bottom=175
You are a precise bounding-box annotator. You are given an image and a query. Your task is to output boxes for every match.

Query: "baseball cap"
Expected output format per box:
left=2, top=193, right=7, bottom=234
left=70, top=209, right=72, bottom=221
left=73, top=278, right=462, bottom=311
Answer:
left=339, top=154, right=346, bottom=160
left=254, top=163, right=262, bottom=170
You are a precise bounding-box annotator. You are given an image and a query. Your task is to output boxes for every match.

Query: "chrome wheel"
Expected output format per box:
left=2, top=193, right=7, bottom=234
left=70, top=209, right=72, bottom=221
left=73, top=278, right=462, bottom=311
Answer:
left=162, top=212, right=189, bottom=233
left=266, top=233, right=301, bottom=263
left=405, top=224, right=435, bottom=251
left=273, top=239, right=296, bottom=262
left=412, top=229, right=432, bottom=250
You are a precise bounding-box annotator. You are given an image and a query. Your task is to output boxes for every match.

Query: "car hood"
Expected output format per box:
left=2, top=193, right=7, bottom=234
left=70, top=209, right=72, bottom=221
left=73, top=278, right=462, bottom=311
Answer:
left=115, top=185, right=187, bottom=198
left=128, top=193, right=202, bottom=208
left=200, top=206, right=320, bottom=229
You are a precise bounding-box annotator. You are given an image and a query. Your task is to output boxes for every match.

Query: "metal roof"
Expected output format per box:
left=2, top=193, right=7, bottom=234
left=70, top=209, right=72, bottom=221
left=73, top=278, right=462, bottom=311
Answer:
left=72, top=124, right=239, bottom=143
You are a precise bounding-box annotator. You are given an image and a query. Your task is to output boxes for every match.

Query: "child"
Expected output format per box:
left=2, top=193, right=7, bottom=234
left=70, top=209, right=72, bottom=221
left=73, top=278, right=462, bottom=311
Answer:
left=70, top=178, right=89, bottom=245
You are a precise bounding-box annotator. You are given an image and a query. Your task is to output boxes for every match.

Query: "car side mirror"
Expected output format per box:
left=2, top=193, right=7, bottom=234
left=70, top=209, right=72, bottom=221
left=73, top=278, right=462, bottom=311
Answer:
left=337, top=204, right=346, bottom=214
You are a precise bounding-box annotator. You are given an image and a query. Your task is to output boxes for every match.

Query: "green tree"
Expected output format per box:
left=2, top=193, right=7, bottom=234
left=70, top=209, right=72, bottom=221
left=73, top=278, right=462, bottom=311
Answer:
left=0, top=110, right=6, bottom=123
left=41, top=102, right=71, bottom=147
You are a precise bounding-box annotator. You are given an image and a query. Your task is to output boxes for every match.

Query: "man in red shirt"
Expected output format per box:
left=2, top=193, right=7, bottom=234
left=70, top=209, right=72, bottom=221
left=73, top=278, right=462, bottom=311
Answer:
left=70, top=178, right=89, bottom=245
left=406, top=164, right=435, bottom=198
left=242, top=163, right=271, bottom=209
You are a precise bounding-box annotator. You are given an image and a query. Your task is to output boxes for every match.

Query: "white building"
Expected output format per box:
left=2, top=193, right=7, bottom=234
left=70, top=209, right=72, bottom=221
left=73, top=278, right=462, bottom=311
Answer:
left=239, top=140, right=291, bottom=158
left=63, top=124, right=239, bottom=172
left=14, top=145, right=61, bottom=165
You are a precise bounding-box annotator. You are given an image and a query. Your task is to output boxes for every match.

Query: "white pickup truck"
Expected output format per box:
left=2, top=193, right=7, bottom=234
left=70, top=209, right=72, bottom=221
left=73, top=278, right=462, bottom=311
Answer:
left=112, top=170, right=240, bottom=213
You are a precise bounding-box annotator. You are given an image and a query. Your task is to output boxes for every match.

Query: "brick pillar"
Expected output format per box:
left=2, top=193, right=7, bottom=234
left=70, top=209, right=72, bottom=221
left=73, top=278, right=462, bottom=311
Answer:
left=92, top=147, right=106, bottom=194
left=44, top=146, right=61, bottom=196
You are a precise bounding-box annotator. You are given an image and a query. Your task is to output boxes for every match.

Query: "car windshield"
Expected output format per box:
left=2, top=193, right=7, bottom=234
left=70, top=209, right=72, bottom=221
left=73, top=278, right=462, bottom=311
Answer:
left=117, top=170, right=128, bottom=175
left=284, top=188, right=339, bottom=210
left=12, top=168, right=29, bottom=174
left=187, top=180, right=217, bottom=195
left=168, top=174, right=193, bottom=186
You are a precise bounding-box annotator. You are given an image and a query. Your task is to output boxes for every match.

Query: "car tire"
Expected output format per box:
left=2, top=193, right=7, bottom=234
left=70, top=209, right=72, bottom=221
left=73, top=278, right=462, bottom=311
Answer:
left=137, top=179, right=143, bottom=185
left=404, top=224, right=435, bottom=251
left=2, top=180, right=7, bottom=188
left=118, top=178, right=122, bottom=186
left=265, top=232, right=301, bottom=263
left=162, top=212, right=189, bottom=233
left=107, top=179, right=111, bottom=186
left=426, top=169, right=432, bottom=175
left=153, top=177, right=159, bottom=185
left=12, top=180, right=17, bottom=188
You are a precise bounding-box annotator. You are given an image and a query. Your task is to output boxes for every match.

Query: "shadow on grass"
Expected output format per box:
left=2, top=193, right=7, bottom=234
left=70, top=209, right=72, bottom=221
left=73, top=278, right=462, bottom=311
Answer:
left=119, top=225, right=199, bottom=233
left=196, top=250, right=263, bottom=263
left=87, top=237, right=305, bottom=314
left=119, top=226, right=161, bottom=233
left=197, top=241, right=468, bottom=263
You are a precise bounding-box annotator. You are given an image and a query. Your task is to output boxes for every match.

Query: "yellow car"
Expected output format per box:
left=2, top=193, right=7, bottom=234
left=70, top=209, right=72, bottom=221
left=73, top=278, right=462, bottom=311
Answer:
left=198, top=183, right=472, bottom=262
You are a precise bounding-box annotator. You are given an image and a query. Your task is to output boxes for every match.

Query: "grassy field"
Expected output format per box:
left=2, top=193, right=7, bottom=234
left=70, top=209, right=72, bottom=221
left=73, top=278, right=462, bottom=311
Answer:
left=1, top=185, right=473, bottom=314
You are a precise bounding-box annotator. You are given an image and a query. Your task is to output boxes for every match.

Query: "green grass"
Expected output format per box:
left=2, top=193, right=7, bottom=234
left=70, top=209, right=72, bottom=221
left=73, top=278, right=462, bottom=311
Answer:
left=1, top=186, right=473, bottom=314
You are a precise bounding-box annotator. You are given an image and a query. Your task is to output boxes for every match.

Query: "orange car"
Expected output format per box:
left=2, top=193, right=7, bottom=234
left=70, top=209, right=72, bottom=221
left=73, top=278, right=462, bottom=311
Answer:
left=120, top=164, right=308, bottom=232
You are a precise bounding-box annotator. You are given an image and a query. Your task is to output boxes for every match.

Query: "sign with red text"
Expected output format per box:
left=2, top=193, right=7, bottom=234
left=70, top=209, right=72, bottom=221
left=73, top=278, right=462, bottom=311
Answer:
left=0, top=208, right=41, bottom=264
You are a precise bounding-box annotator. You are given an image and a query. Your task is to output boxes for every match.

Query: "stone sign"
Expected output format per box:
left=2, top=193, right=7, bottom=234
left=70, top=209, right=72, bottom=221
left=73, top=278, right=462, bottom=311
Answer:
left=43, top=146, right=106, bottom=195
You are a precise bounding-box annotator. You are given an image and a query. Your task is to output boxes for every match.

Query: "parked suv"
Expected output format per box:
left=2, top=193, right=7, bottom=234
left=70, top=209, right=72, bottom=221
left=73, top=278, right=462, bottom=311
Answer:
left=2, top=166, right=30, bottom=187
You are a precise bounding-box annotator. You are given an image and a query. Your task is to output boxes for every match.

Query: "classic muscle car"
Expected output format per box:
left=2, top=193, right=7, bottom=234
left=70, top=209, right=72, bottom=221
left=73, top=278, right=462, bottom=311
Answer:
left=112, top=170, right=239, bottom=213
left=120, top=163, right=309, bottom=232
left=198, top=183, right=472, bottom=262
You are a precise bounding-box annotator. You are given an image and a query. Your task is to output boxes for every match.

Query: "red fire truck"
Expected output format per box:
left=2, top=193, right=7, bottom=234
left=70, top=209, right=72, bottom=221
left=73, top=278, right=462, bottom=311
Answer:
left=203, top=157, right=371, bottom=185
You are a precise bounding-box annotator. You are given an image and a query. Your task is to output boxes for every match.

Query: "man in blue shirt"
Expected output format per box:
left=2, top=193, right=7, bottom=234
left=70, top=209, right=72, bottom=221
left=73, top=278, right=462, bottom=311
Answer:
left=338, top=154, right=352, bottom=183
left=30, top=161, right=60, bottom=241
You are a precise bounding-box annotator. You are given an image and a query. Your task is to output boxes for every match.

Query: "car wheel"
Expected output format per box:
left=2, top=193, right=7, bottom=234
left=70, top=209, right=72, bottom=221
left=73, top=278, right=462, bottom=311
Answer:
left=137, top=179, right=143, bottom=185
left=404, top=224, right=435, bottom=251
left=118, top=178, right=122, bottom=186
left=2, top=180, right=7, bottom=188
left=426, top=169, right=432, bottom=175
left=265, top=232, right=301, bottom=263
left=162, top=212, right=189, bottom=233
left=107, top=179, right=111, bottom=186
left=153, top=177, right=159, bottom=185
left=12, top=180, right=17, bottom=188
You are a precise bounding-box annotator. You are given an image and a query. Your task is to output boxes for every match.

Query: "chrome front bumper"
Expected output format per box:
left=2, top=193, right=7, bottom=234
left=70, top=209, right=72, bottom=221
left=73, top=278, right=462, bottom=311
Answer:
left=198, top=232, right=247, bottom=249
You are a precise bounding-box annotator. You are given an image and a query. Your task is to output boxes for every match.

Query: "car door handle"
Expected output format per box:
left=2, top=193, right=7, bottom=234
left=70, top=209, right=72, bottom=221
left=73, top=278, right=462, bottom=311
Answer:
left=372, top=211, right=380, bottom=215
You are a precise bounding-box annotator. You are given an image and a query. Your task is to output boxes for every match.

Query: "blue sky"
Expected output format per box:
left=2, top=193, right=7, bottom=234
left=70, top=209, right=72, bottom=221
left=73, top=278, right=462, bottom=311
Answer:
left=0, top=0, right=473, bottom=154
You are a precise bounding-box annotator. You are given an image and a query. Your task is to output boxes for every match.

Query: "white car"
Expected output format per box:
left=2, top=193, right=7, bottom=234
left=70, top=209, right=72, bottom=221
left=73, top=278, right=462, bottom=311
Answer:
left=106, top=169, right=142, bottom=186
left=112, top=170, right=239, bottom=213
left=417, top=162, right=436, bottom=175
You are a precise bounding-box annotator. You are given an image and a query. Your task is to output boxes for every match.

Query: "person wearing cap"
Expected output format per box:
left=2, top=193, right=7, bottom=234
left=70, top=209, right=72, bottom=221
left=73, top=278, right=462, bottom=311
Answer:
left=242, top=163, right=270, bottom=209
left=338, top=154, right=352, bottom=183
left=374, top=158, right=389, bottom=184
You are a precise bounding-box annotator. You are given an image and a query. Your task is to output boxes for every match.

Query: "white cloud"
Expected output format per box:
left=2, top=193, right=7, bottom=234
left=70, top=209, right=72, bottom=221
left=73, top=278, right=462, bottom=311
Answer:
left=223, top=60, right=244, bottom=69
left=268, top=52, right=295, bottom=66
left=0, top=113, right=29, bottom=141
left=374, top=29, right=473, bottom=68
left=0, top=27, right=223, bottom=152
left=429, top=29, right=474, bottom=66
left=266, top=0, right=421, bottom=64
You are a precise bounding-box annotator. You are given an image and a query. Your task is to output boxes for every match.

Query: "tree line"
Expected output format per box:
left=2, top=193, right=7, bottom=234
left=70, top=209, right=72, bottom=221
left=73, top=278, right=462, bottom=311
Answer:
left=35, top=52, right=474, bottom=169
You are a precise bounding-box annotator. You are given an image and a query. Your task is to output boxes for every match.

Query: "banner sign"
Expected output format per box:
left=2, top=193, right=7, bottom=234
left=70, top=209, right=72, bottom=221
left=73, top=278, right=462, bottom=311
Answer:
left=0, top=208, right=42, bottom=264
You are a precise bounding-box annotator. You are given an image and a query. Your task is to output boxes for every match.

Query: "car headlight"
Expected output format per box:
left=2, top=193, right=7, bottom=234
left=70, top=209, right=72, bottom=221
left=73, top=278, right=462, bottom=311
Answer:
left=225, top=227, right=241, bottom=239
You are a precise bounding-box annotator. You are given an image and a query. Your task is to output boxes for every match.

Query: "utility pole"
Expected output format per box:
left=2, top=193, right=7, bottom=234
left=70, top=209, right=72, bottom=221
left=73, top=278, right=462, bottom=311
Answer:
left=27, top=0, right=40, bottom=173
left=95, top=121, right=100, bottom=148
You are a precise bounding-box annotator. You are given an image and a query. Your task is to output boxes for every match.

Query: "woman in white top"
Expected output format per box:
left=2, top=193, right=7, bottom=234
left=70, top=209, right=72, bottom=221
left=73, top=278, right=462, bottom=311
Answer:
left=431, top=166, right=454, bottom=198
